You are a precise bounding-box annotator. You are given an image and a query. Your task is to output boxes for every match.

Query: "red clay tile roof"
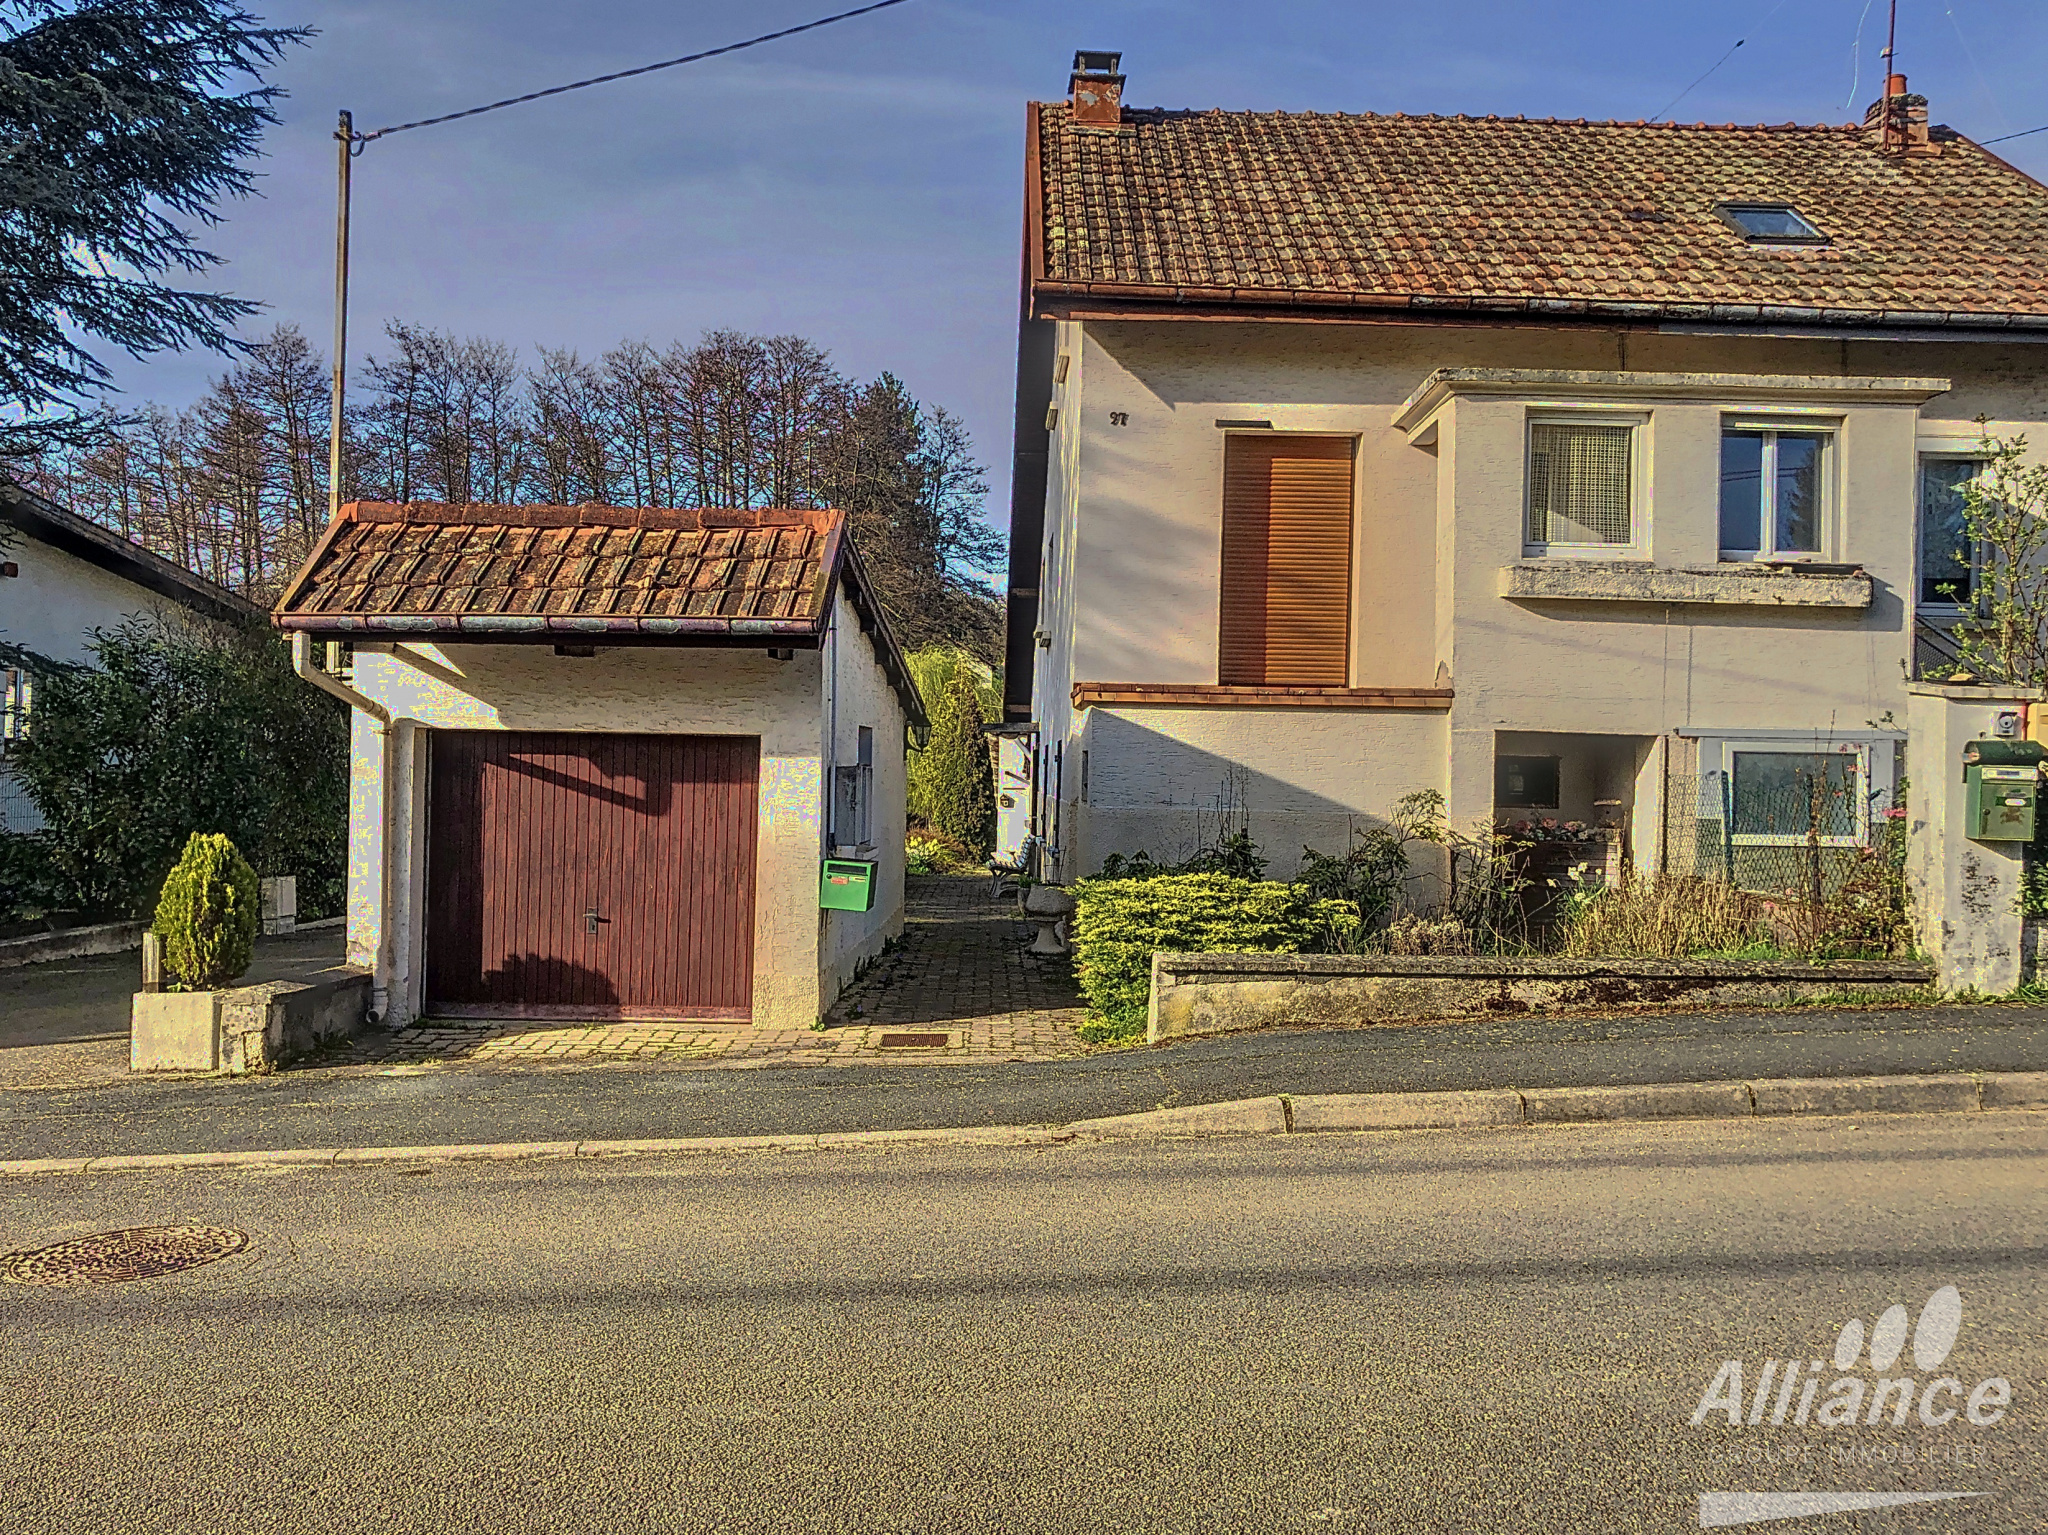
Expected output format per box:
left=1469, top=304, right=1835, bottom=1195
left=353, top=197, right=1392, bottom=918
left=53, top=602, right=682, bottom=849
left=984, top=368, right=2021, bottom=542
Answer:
left=273, top=501, right=927, bottom=726
left=1029, top=104, right=2048, bottom=326
left=276, top=503, right=838, bottom=635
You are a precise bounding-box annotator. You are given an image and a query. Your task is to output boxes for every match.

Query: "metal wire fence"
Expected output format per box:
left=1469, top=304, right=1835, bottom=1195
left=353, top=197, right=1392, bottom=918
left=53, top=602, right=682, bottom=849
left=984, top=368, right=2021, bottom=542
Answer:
left=1662, top=771, right=1890, bottom=899
left=0, top=765, right=45, bottom=836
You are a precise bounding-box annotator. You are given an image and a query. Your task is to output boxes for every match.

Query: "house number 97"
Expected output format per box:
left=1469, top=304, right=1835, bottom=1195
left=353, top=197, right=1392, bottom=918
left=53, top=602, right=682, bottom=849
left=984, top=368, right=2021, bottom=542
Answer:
left=1109, top=411, right=1129, bottom=426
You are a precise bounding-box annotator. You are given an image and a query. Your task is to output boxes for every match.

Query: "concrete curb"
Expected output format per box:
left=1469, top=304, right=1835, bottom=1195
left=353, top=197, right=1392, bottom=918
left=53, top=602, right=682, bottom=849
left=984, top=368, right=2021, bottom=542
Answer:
left=3, top=1072, right=2045, bottom=1178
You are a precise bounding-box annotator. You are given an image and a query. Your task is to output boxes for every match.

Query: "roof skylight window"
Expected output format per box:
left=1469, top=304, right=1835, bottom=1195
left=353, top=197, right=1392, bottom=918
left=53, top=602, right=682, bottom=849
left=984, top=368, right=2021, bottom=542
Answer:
left=1715, top=202, right=1828, bottom=244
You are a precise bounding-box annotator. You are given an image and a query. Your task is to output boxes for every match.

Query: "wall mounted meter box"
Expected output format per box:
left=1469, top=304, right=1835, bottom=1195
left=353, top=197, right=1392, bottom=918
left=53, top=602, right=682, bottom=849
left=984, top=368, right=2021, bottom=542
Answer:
left=1962, top=739, right=2045, bottom=842
left=819, top=858, right=877, bottom=912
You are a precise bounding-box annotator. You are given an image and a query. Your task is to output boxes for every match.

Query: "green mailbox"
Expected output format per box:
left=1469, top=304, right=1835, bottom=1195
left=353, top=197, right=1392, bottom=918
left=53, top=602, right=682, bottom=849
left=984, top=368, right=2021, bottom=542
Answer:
left=819, top=858, right=877, bottom=912
left=1962, top=739, right=2044, bottom=843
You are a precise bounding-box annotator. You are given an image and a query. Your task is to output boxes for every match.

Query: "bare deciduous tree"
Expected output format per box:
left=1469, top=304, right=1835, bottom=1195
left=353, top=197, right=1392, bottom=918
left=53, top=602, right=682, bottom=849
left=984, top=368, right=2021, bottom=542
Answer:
left=10, top=323, right=1006, bottom=657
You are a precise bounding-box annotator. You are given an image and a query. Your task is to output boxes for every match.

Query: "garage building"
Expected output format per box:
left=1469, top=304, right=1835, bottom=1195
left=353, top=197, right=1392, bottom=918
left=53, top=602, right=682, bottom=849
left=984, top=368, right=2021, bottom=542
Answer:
left=274, top=501, right=922, bottom=1030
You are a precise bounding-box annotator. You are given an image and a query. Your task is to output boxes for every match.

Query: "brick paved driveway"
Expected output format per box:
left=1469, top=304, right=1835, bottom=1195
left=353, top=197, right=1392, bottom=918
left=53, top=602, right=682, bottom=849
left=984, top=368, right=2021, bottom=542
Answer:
left=339, top=876, right=1089, bottom=1071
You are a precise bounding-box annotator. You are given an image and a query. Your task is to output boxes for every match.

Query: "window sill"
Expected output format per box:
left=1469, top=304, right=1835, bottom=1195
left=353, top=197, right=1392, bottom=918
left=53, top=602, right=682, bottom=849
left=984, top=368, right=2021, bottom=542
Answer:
left=1072, top=682, right=1454, bottom=710
left=1500, top=560, right=1872, bottom=609
left=1521, top=547, right=1648, bottom=562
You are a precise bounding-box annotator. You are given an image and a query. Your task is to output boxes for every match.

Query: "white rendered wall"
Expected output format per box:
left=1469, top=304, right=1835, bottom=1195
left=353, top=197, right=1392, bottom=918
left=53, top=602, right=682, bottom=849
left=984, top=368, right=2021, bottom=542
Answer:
left=1430, top=384, right=1923, bottom=837
left=1905, top=683, right=2038, bottom=994
left=2, top=531, right=221, bottom=834
left=1075, top=706, right=1448, bottom=882
left=818, top=588, right=910, bottom=1002
left=0, top=530, right=189, bottom=665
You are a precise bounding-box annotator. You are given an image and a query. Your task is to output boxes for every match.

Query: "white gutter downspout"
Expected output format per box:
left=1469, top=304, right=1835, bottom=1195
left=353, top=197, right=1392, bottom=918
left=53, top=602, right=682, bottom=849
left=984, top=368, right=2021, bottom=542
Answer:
left=824, top=599, right=838, bottom=857
left=291, top=632, right=398, bottom=1024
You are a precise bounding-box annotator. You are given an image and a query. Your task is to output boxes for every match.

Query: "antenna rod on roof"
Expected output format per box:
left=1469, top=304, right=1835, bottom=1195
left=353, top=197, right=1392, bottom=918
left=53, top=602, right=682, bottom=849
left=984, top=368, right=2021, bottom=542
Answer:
left=1882, top=0, right=1899, bottom=152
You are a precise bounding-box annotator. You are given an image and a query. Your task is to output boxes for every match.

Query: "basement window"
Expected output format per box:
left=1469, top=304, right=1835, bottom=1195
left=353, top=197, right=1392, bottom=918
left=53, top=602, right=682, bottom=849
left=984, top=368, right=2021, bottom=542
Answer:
left=1714, top=202, right=1827, bottom=245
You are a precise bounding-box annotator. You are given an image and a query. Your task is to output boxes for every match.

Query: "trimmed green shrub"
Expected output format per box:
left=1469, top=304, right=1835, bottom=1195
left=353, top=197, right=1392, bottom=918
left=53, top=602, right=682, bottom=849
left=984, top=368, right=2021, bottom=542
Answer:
left=152, top=832, right=259, bottom=990
left=1072, top=873, right=1360, bottom=1043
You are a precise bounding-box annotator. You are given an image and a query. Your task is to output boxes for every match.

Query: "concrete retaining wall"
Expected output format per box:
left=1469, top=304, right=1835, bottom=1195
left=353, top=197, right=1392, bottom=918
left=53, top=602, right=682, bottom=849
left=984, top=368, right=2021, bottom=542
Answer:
left=0, top=914, right=343, bottom=973
left=0, top=921, right=146, bottom=971
left=134, top=969, right=372, bottom=1075
left=1146, top=952, right=1936, bottom=1043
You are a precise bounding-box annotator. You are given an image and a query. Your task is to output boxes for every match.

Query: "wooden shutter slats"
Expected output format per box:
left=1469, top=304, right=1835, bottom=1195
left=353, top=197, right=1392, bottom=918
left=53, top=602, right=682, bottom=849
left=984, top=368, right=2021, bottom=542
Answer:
left=1219, top=436, right=1353, bottom=686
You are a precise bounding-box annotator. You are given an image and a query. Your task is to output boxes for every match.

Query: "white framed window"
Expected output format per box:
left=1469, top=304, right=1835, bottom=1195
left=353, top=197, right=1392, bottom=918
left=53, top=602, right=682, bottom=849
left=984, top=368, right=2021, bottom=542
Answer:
left=1718, top=423, right=1834, bottom=561
left=1918, top=455, right=1986, bottom=609
left=1526, top=416, right=1643, bottom=555
left=1, top=668, right=31, bottom=755
left=1691, top=733, right=1896, bottom=848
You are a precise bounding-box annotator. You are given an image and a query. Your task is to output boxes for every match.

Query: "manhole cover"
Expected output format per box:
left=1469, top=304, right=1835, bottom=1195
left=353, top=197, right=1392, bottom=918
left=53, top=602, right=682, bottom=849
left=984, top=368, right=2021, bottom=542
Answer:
left=878, top=1032, right=950, bottom=1049
left=2, top=1226, right=251, bottom=1287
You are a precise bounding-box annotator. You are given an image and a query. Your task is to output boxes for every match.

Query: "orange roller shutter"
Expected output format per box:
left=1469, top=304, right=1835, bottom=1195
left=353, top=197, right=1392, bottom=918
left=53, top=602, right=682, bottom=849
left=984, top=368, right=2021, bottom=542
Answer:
left=1219, top=435, right=1355, bottom=686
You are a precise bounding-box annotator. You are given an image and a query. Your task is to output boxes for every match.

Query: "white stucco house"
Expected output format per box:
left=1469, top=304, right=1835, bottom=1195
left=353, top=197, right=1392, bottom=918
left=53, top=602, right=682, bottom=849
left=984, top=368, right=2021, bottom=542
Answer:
left=0, top=478, right=261, bottom=832
left=272, top=500, right=923, bottom=1030
left=1005, top=55, right=2048, bottom=891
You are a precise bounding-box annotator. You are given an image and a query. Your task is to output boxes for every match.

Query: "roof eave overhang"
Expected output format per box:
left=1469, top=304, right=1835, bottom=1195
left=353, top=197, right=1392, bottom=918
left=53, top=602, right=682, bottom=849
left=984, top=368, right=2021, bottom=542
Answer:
left=814, top=521, right=930, bottom=734
left=270, top=500, right=928, bottom=733
left=1029, top=280, right=2048, bottom=341
left=274, top=613, right=828, bottom=641
left=2, top=479, right=263, bottom=627
left=1391, top=366, right=1954, bottom=440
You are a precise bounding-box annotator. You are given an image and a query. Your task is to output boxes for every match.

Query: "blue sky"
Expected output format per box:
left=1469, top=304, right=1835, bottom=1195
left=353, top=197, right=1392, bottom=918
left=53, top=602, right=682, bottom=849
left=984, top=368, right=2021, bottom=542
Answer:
left=100, top=0, right=2048, bottom=528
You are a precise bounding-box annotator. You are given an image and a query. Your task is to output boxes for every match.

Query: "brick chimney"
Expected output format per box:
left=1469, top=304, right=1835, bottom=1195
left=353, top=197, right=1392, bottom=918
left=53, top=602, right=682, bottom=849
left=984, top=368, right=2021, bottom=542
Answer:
left=1069, top=50, right=1124, bottom=128
left=1863, top=73, right=1935, bottom=154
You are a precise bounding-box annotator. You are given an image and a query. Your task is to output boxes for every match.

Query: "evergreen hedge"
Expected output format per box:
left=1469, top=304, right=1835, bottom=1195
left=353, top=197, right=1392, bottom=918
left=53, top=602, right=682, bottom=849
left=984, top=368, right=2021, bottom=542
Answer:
left=907, top=646, right=997, bottom=858
left=4, top=618, right=347, bottom=923
left=152, top=832, right=259, bottom=989
left=1071, top=873, right=1360, bottom=1042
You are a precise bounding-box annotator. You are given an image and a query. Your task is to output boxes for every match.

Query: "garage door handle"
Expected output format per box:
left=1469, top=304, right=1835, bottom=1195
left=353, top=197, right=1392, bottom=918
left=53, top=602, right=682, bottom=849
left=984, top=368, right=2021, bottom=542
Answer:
left=585, top=908, right=610, bottom=934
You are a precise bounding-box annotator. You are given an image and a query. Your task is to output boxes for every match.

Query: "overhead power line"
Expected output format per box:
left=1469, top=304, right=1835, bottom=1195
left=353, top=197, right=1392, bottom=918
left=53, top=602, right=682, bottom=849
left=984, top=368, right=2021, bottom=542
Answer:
left=322, top=0, right=917, bottom=521
left=1650, top=38, right=1743, bottom=124
left=1647, top=0, right=1798, bottom=125
left=1983, top=124, right=2048, bottom=145
left=352, top=0, right=915, bottom=143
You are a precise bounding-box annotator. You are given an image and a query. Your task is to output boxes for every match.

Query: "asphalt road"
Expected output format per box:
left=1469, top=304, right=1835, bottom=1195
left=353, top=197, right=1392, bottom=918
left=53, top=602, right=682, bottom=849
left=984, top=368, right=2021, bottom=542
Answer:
left=5, top=999, right=2048, bottom=1161
left=2, top=1115, right=2040, bottom=1533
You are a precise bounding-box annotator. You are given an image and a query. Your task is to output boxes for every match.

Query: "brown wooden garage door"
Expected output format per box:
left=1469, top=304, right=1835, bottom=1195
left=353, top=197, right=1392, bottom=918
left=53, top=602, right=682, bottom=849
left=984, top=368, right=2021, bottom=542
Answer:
left=425, top=732, right=759, bottom=1020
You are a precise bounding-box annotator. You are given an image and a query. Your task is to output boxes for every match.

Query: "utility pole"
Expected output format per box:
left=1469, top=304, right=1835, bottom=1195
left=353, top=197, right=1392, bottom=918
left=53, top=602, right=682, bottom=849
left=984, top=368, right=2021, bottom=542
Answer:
left=329, top=109, right=353, bottom=522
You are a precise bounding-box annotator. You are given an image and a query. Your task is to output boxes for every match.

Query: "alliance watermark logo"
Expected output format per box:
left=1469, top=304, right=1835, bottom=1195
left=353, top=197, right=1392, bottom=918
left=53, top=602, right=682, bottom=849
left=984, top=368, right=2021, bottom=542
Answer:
left=1692, top=1285, right=2009, bottom=1528
left=1691, top=1286, right=2009, bottom=1430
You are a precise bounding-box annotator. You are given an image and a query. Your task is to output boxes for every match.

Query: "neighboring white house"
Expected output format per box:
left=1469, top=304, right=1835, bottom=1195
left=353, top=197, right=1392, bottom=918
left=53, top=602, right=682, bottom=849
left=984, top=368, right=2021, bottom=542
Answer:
left=1004, top=55, right=2048, bottom=890
left=272, top=500, right=924, bottom=1030
left=0, top=478, right=261, bottom=832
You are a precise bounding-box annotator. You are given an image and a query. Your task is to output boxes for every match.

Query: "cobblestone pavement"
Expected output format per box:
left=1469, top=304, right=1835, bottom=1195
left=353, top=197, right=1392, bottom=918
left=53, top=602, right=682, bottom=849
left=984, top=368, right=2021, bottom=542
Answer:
left=329, top=876, right=1089, bottom=1072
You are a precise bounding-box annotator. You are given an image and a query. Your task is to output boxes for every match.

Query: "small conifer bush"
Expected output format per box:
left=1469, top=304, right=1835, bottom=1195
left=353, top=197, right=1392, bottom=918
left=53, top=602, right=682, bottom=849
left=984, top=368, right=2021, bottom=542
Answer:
left=152, top=832, right=259, bottom=990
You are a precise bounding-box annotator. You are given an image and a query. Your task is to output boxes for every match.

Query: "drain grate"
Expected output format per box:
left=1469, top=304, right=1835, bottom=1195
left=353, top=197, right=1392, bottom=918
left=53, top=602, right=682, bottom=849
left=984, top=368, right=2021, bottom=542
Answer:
left=2, top=1226, right=251, bottom=1287
left=877, top=1032, right=950, bottom=1049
